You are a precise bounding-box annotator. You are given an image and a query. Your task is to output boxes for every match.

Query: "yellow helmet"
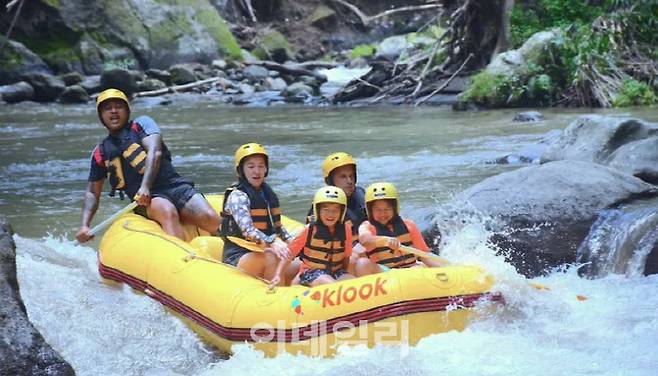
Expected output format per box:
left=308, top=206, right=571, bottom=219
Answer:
left=313, top=185, right=347, bottom=223
left=322, top=152, right=357, bottom=184
left=96, top=88, right=130, bottom=113
left=365, top=182, right=400, bottom=219
left=234, top=143, right=269, bottom=176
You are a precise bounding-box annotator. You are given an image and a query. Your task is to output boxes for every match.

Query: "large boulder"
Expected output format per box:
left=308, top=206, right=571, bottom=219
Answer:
left=57, top=84, right=90, bottom=103
left=2, top=0, right=242, bottom=74
left=608, top=137, right=658, bottom=185
left=0, top=216, right=75, bottom=375
left=0, top=38, right=52, bottom=85
left=540, top=115, right=658, bottom=184
left=100, top=68, right=143, bottom=96
left=0, top=81, right=35, bottom=103
left=445, top=160, right=657, bottom=277
left=487, top=30, right=560, bottom=78
left=20, top=73, right=66, bottom=102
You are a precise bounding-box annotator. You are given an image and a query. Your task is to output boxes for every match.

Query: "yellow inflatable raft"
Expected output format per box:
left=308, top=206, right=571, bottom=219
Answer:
left=98, top=195, right=503, bottom=357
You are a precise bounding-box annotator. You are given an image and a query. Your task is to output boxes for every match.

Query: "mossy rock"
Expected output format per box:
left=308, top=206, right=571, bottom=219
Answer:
left=0, top=38, right=52, bottom=85
left=307, top=5, right=336, bottom=29
left=252, top=30, right=294, bottom=63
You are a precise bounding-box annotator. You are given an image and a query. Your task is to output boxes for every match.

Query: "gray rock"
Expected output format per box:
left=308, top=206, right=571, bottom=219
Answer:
left=57, top=85, right=90, bottom=103
left=80, top=75, right=101, bottom=94
left=137, top=78, right=167, bottom=92
left=168, top=65, right=197, bottom=85
left=513, top=111, right=544, bottom=122
left=487, top=29, right=561, bottom=78
left=21, top=73, right=66, bottom=102
left=211, top=59, right=227, bottom=70
left=77, top=33, right=106, bottom=74
left=7, top=1, right=241, bottom=70
left=265, top=77, right=288, bottom=91
left=376, top=35, right=409, bottom=60
left=241, top=49, right=260, bottom=64
left=243, top=65, right=270, bottom=81
left=145, top=69, right=171, bottom=85
left=238, top=83, right=255, bottom=95
left=0, top=82, right=35, bottom=103
left=100, top=68, right=142, bottom=96
left=297, top=75, right=321, bottom=89
left=494, top=129, right=562, bottom=165
left=282, top=82, right=313, bottom=97
left=307, top=4, right=336, bottom=29
left=437, top=76, right=472, bottom=94
left=0, top=39, right=52, bottom=85
left=446, top=160, right=657, bottom=276
left=59, top=72, right=84, bottom=86
left=608, top=137, right=658, bottom=185
left=540, top=115, right=658, bottom=164
left=0, top=216, right=75, bottom=375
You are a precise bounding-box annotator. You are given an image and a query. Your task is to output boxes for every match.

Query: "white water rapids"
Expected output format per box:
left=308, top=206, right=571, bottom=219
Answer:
left=3, top=102, right=658, bottom=375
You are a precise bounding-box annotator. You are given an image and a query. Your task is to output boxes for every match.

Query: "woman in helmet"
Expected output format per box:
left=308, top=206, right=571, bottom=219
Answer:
left=219, top=143, right=296, bottom=282
left=272, top=186, right=355, bottom=287
left=355, top=182, right=444, bottom=275
left=76, top=88, right=219, bottom=243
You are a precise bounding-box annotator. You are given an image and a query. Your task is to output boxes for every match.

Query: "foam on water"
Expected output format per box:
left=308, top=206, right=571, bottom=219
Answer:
left=15, top=226, right=658, bottom=376
left=15, top=235, right=221, bottom=375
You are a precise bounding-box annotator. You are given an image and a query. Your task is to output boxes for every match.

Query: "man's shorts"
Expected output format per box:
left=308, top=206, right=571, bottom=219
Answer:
left=299, top=268, right=348, bottom=286
left=133, top=181, right=198, bottom=217
left=222, top=241, right=251, bottom=267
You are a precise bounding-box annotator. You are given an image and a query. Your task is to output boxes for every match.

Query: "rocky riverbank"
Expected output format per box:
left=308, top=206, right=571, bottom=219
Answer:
left=431, top=115, right=658, bottom=278
left=0, top=0, right=451, bottom=107
left=0, top=216, right=75, bottom=375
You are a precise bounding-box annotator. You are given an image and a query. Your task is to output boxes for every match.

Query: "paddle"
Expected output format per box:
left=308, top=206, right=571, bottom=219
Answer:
left=73, top=201, right=138, bottom=246
left=395, top=242, right=552, bottom=292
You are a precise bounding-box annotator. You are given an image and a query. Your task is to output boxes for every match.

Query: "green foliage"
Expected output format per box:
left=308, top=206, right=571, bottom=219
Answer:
left=461, top=72, right=524, bottom=107
left=613, top=80, right=658, bottom=107
left=470, top=0, right=657, bottom=108
left=350, top=44, right=376, bottom=59
left=510, top=0, right=613, bottom=48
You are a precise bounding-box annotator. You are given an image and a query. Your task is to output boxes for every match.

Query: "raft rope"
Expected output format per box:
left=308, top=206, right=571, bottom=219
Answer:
left=120, top=220, right=275, bottom=285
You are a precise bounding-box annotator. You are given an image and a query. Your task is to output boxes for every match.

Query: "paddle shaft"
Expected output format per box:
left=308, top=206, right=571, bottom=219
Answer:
left=73, top=201, right=138, bottom=246
left=399, top=244, right=450, bottom=264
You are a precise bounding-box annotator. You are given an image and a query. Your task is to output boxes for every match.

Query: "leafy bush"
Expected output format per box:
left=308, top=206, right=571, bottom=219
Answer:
left=613, top=80, right=657, bottom=107
left=510, top=0, right=614, bottom=48
left=350, top=44, right=376, bottom=59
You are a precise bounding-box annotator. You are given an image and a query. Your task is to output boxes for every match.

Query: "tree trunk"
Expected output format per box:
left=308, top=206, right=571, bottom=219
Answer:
left=493, top=0, right=514, bottom=57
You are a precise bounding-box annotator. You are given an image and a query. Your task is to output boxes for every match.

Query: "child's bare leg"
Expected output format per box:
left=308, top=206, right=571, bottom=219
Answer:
left=309, top=274, right=336, bottom=287
left=237, top=252, right=266, bottom=278
left=354, top=257, right=382, bottom=276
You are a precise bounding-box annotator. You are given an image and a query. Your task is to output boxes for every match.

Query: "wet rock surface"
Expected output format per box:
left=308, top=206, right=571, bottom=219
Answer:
left=0, top=216, right=75, bottom=376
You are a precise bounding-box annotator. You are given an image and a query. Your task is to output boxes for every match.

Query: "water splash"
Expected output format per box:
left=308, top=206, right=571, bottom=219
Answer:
left=15, top=235, right=221, bottom=375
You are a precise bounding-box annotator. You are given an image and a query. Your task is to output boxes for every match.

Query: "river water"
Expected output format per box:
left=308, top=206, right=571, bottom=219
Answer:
left=1, top=98, right=657, bottom=375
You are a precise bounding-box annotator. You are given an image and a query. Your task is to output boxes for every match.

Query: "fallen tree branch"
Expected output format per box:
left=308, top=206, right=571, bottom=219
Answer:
left=331, top=0, right=442, bottom=26
left=0, top=0, right=24, bottom=59
left=133, top=77, right=221, bottom=98
left=298, top=61, right=339, bottom=69
left=414, top=53, right=473, bottom=107
left=246, top=60, right=327, bottom=82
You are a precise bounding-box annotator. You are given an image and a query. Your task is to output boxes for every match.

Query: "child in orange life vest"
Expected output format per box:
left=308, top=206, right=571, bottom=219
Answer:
left=271, top=186, right=355, bottom=287
left=354, top=182, right=444, bottom=275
